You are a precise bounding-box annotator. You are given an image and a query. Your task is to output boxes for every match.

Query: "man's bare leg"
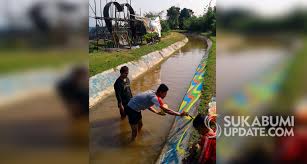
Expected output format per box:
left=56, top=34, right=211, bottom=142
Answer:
left=119, top=109, right=126, bottom=119
left=130, top=124, right=138, bottom=141
left=138, top=119, right=143, bottom=132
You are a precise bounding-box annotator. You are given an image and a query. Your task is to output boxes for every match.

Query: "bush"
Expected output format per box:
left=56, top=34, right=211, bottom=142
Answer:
left=161, top=20, right=170, bottom=32
left=188, top=16, right=203, bottom=32
left=143, top=32, right=159, bottom=44
left=181, top=18, right=191, bottom=30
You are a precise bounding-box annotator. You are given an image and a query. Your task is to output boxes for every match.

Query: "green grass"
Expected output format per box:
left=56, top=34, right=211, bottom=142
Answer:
left=89, top=32, right=186, bottom=76
left=200, top=32, right=213, bottom=37
left=0, top=50, right=87, bottom=74
left=271, top=36, right=307, bottom=113
left=199, top=37, right=216, bottom=113
left=171, top=29, right=188, bottom=33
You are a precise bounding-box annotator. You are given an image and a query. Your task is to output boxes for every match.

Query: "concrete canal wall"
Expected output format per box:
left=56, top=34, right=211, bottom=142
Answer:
left=156, top=38, right=212, bottom=164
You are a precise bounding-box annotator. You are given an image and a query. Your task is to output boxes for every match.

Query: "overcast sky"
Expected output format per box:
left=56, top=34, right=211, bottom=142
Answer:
left=0, top=0, right=86, bottom=29
left=219, top=0, right=307, bottom=17
left=89, top=0, right=216, bottom=27
left=89, top=0, right=307, bottom=26
left=1, top=0, right=307, bottom=28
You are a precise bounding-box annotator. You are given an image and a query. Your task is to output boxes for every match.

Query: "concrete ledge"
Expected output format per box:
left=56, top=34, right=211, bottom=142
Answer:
left=89, top=37, right=189, bottom=108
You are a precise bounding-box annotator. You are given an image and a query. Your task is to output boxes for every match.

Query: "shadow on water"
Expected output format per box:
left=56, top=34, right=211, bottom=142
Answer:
left=90, top=36, right=207, bottom=164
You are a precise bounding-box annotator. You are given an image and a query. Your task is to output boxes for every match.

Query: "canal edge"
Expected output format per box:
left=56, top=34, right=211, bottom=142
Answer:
left=155, top=36, right=213, bottom=164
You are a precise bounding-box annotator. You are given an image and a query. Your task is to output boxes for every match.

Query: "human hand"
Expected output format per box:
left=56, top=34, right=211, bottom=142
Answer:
left=157, top=111, right=166, bottom=116
left=118, top=103, right=124, bottom=111
left=162, top=104, right=168, bottom=109
left=180, top=111, right=189, bottom=117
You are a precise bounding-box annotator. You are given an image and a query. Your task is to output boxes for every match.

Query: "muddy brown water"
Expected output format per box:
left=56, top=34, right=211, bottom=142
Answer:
left=0, top=92, right=88, bottom=164
left=90, top=37, right=207, bottom=164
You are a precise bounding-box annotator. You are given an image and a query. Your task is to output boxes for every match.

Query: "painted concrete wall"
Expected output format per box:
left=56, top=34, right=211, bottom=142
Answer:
left=156, top=38, right=212, bottom=164
left=89, top=38, right=189, bottom=108
left=0, top=68, right=66, bottom=107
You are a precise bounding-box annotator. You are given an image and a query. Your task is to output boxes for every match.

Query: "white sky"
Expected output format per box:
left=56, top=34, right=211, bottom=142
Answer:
left=1, top=0, right=307, bottom=28
left=89, top=0, right=307, bottom=26
left=0, top=0, right=87, bottom=29
left=219, top=0, right=307, bottom=17
left=89, top=0, right=216, bottom=27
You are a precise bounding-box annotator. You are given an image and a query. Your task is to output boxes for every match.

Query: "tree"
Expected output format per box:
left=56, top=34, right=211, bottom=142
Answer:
left=179, top=8, right=193, bottom=29
left=182, top=6, right=216, bottom=34
left=188, top=16, right=202, bottom=32
left=182, top=18, right=192, bottom=30
left=167, top=6, right=180, bottom=29
left=202, top=6, right=216, bottom=33
left=161, top=20, right=170, bottom=32
left=211, top=19, right=216, bottom=35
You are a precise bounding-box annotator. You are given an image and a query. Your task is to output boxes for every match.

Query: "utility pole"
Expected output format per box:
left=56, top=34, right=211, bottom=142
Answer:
left=94, top=0, right=99, bottom=50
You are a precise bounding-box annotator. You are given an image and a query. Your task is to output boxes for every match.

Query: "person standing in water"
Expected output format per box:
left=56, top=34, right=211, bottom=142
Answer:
left=125, top=84, right=188, bottom=141
left=114, top=66, right=133, bottom=119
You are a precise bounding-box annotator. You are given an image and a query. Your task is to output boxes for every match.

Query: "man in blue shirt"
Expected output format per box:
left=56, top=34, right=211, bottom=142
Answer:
left=125, top=84, right=188, bottom=141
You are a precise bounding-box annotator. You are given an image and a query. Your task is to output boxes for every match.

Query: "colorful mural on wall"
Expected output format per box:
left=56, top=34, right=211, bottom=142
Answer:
left=224, top=60, right=289, bottom=114
left=218, top=58, right=290, bottom=163
left=156, top=58, right=207, bottom=164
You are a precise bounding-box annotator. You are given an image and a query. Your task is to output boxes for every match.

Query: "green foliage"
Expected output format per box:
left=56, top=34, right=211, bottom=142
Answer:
left=188, top=16, right=203, bottom=31
left=105, top=40, right=114, bottom=48
left=270, top=37, right=307, bottom=113
left=182, top=18, right=192, bottom=30
left=218, top=8, right=307, bottom=34
left=202, top=7, right=216, bottom=33
left=165, top=6, right=216, bottom=35
left=179, top=8, right=194, bottom=29
left=199, top=37, right=216, bottom=113
left=143, top=32, right=159, bottom=44
left=167, top=6, right=181, bottom=29
left=211, top=19, right=216, bottom=35
left=0, top=50, right=87, bottom=74
left=161, top=20, right=170, bottom=32
left=184, top=7, right=216, bottom=33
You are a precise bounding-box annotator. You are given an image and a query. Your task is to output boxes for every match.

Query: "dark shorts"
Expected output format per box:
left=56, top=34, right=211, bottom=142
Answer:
left=125, top=106, right=142, bottom=125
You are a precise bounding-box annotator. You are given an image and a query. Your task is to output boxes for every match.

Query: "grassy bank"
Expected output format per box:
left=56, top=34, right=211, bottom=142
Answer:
left=0, top=50, right=87, bottom=74
left=271, top=37, right=307, bottom=113
left=199, top=37, right=216, bottom=113
left=89, top=32, right=185, bottom=76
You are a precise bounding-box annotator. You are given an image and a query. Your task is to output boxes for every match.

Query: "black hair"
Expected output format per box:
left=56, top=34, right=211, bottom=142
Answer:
left=193, top=114, right=206, bottom=129
left=157, top=84, right=169, bottom=93
left=120, top=66, right=129, bottom=74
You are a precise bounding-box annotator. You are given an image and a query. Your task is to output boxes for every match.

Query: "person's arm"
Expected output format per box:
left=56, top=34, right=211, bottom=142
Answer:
left=148, top=106, right=165, bottom=115
left=127, top=78, right=133, bottom=97
left=160, top=105, right=188, bottom=116
left=114, top=81, right=123, bottom=108
left=151, top=96, right=187, bottom=116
